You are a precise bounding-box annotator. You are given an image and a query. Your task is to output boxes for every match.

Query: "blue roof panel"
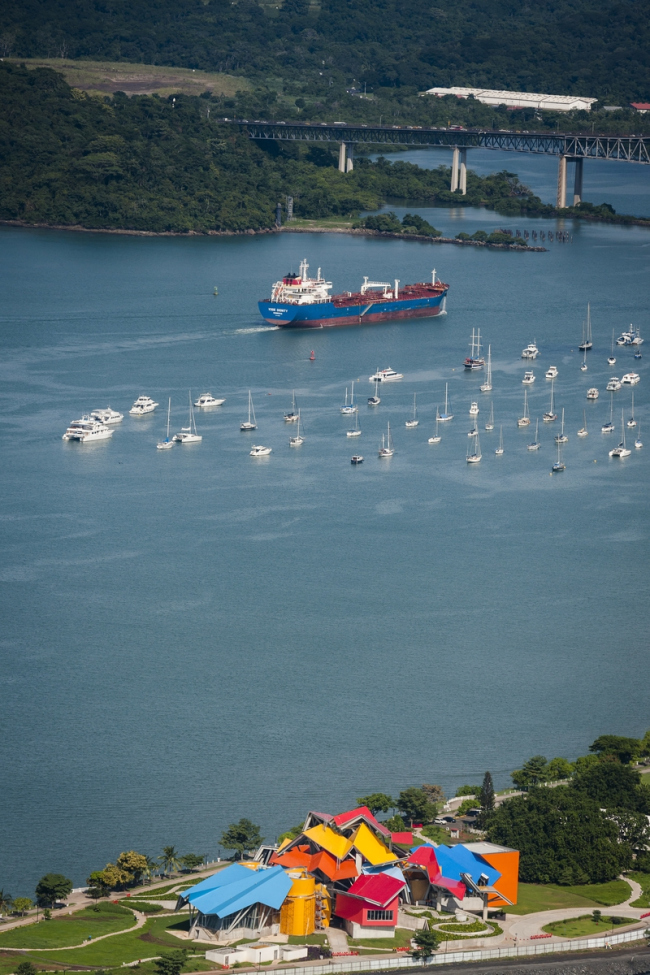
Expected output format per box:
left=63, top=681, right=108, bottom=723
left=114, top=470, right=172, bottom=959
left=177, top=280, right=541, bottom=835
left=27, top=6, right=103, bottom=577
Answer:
left=434, top=846, right=500, bottom=886
left=183, top=864, right=292, bottom=918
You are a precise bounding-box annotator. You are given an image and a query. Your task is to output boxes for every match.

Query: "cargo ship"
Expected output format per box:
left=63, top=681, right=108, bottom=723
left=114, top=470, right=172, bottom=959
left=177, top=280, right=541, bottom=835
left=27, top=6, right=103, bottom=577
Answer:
left=258, top=260, right=448, bottom=328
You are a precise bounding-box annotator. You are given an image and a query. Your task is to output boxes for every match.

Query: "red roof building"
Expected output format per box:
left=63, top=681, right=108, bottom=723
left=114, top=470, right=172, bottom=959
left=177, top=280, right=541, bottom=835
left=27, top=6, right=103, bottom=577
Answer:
left=631, top=103, right=650, bottom=112
left=334, top=872, right=405, bottom=938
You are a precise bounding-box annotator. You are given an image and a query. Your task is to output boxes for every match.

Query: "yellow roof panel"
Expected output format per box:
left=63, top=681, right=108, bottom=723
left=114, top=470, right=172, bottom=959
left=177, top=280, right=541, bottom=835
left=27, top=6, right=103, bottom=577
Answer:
left=351, top=822, right=397, bottom=865
left=304, top=824, right=353, bottom=860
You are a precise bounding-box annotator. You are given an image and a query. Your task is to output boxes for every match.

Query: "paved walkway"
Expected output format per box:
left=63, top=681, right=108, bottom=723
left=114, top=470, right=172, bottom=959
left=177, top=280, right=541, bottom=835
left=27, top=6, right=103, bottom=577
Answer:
left=1, top=911, right=147, bottom=952
left=325, top=927, right=349, bottom=951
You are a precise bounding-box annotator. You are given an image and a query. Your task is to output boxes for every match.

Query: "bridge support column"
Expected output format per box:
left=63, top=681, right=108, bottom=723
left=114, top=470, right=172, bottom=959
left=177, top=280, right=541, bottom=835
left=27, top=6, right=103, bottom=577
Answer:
left=459, top=149, right=467, bottom=195
left=451, top=147, right=460, bottom=191
left=556, top=154, right=567, bottom=208
left=573, top=157, right=583, bottom=205
left=338, top=142, right=347, bottom=173
left=346, top=144, right=354, bottom=173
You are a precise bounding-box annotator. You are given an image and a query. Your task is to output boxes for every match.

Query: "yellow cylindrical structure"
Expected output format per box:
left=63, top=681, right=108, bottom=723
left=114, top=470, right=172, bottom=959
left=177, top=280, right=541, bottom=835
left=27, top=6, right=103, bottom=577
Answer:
left=280, top=870, right=316, bottom=936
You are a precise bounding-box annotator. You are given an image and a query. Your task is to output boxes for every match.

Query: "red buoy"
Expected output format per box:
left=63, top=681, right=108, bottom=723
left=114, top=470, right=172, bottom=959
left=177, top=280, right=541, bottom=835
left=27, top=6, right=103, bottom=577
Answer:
left=310, top=350, right=315, bottom=360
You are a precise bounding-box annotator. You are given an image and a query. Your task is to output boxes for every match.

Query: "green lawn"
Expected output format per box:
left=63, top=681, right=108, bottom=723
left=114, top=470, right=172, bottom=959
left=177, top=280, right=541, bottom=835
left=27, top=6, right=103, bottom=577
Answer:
left=287, top=934, right=327, bottom=945
left=16, top=916, right=191, bottom=966
left=543, top=914, right=640, bottom=938
left=507, top=880, right=631, bottom=915
left=284, top=217, right=354, bottom=230
left=0, top=905, right=136, bottom=948
left=628, top=871, right=650, bottom=908
left=349, top=929, right=413, bottom=949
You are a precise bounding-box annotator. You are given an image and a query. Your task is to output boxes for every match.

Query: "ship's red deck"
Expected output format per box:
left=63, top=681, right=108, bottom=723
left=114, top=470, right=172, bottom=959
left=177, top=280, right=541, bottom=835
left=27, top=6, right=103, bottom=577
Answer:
left=331, top=282, right=447, bottom=308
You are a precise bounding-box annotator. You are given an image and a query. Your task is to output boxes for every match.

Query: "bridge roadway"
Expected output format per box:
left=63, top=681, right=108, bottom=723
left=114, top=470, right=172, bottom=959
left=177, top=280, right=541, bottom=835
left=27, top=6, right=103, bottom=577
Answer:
left=223, top=118, right=650, bottom=208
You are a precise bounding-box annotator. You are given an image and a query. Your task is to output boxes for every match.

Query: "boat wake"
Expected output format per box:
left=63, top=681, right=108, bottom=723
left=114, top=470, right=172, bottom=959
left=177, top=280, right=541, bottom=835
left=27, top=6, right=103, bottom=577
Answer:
left=234, top=325, right=280, bottom=335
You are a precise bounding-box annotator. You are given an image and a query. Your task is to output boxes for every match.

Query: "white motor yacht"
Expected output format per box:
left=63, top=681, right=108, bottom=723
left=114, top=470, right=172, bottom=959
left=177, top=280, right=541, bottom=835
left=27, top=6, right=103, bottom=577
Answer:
left=622, top=373, right=640, bottom=385
left=587, top=388, right=599, bottom=400
left=545, top=366, right=558, bottom=379
left=631, top=328, right=643, bottom=346
left=91, top=407, right=123, bottom=425
left=62, top=416, right=113, bottom=442
left=250, top=444, right=272, bottom=456
left=129, top=395, right=159, bottom=416
left=616, top=328, right=634, bottom=346
left=522, top=370, right=535, bottom=384
left=606, top=377, right=622, bottom=391
left=369, top=367, right=403, bottom=382
left=521, top=341, right=539, bottom=359
left=469, top=401, right=479, bottom=416
left=194, top=393, right=225, bottom=408
left=351, top=455, right=364, bottom=464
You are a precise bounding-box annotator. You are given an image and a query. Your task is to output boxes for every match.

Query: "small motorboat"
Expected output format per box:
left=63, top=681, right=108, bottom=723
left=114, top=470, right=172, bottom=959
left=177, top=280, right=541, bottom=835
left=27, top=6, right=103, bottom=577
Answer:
left=351, top=455, right=364, bottom=464
left=250, top=444, right=272, bottom=456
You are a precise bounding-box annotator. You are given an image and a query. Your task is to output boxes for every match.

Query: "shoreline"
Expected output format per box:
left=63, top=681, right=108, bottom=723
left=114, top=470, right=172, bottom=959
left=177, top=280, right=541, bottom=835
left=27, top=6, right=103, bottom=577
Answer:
left=0, top=220, right=544, bottom=250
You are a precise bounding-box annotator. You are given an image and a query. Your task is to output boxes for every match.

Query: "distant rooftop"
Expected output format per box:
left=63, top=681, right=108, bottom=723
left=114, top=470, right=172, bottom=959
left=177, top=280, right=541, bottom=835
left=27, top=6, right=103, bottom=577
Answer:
left=422, top=87, right=597, bottom=112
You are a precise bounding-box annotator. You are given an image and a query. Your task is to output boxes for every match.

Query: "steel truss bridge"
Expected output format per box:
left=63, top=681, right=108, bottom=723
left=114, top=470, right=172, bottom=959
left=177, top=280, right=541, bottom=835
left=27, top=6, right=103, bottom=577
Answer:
left=224, top=119, right=650, bottom=207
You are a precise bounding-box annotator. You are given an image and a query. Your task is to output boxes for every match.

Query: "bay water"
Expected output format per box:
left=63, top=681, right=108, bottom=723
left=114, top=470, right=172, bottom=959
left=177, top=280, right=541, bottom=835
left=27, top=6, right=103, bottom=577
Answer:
left=1, top=156, right=649, bottom=896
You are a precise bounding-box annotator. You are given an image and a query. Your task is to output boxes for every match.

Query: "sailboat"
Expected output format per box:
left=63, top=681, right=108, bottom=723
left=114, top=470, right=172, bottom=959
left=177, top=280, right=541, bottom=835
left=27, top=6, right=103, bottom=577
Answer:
left=289, top=410, right=304, bottom=446
left=527, top=417, right=541, bottom=450
left=601, top=393, right=615, bottom=433
left=495, top=425, right=504, bottom=455
left=543, top=379, right=557, bottom=422
left=609, top=409, right=631, bottom=458
left=347, top=410, right=361, bottom=437
left=577, top=410, right=588, bottom=438
left=439, top=383, right=453, bottom=421
left=405, top=393, right=419, bottom=428
left=378, top=421, right=394, bottom=457
left=340, top=381, right=358, bottom=415
left=635, top=424, right=643, bottom=449
left=627, top=392, right=636, bottom=428
left=174, top=392, right=202, bottom=443
left=284, top=390, right=298, bottom=422
left=428, top=408, right=442, bottom=444
left=551, top=439, right=566, bottom=472
left=480, top=345, right=493, bottom=392
left=517, top=388, right=531, bottom=427
left=368, top=379, right=381, bottom=406
left=464, top=328, right=485, bottom=369
left=608, top=328, right=616, bottom=366
left=580, top=350, right=588, bottom=372
left=554, top=407, right=568, bottom=444
left=241, top=390, right=257, bottom=430
left=579, top=303, right=593, bottom=351
left=466, top=430, right=482, bottom=463
left=157, top=397, right=174, bottom=449
left=485, top=403, right=494, bottom=431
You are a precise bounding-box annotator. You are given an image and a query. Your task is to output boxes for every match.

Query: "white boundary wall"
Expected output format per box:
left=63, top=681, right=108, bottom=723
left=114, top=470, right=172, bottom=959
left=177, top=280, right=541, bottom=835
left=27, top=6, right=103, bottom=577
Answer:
left=263, top=927, right=649, bottom=975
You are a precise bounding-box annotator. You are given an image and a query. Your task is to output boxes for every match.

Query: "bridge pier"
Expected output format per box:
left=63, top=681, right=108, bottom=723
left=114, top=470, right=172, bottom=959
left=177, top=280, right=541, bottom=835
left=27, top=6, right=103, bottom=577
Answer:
left=573, top=157, right=583, bottom=205
left=338, top=142, right=347, bottom=173
left=451, top=147, right=459, bottom=191
left=346, top=144, right=354, bottom=173
left=460, top=149, right=467, bottom=195
left=556, top=154, right=568, bottom=208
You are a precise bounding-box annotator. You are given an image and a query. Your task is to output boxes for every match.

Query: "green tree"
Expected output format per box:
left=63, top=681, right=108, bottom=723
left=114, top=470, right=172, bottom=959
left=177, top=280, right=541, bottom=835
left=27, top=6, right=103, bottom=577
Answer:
left=35, top=873, right=73, bottom=907
left=158, top=846, right=181, bottom=875
left=422, top=784, right=445, bottom=804
left=487, top=787, right=631, bottom=884
left=154, top=951, right=186, bottom=975
left=116, top=851, right=149, bottom=883
left=355, top=793, right=394, bottom=815
left=478, top=771, right=495, bottom=814
left=639, top=729, right=650, bottom=757
left=15, top=963, right=38, bottom=975
left=397, top=787, right=436, bottom=825
left=410, top=928, right=441, bottom=957
left=589, top=735, right=641, bottom=764
left=179, top=853, right=205, bottom=871
left=86, top=870, right=111, bottom=899
left=570, top=761, right=650, bottom=812
left=220, top=820, right=264, bottom=860
left=384, top=814, right=407, bottom=832
left=545, top=757, right=574, bottom=781
left=100, top=863, right=131, bottom=890
left=277, top=824, right=304, bottom=844
left=13, top=897, right=33, bottom=916
left=511, top=755, right=549, bottom=790
left=457, top=798, right=477, bottom=816
left=455, top=785, right=480, bottom=797
left=0, top=889, right=12, bottom=914
left=401, top=214, right=441, bottom=237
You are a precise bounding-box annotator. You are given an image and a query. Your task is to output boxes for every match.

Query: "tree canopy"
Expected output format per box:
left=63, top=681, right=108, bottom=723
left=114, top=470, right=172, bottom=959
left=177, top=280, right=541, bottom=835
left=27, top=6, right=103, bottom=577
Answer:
left=570, top=761, right=650, bottom=814
left=397, top=787, right=437, bottom=824
left=589, top=735, right=641, bottom=765
left=355, top=793, right=394, bottom=814
left=35, top=873, right=73, bottom=906
left=221, top=819, right=264, bottom=859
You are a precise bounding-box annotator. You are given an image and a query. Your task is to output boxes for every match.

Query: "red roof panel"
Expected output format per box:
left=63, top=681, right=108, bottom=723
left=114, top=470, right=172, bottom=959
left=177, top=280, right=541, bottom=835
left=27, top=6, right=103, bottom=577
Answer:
left=346, top=872, right=405, bottom=907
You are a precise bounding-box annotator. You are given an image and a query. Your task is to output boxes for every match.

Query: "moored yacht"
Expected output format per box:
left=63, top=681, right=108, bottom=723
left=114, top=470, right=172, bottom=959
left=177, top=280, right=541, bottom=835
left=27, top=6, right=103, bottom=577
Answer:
left=578, top=303, right=593, bottom=351
left=527, top=418, right=541, bottom=450
left=439, top=383, right=453, bottom=422
left=522, top=370, right=535, bottom=384
left=250, top=444, right=272, bottom=456
left=621, top=373, right=640, bottom=385
left=378, top=421, right=394, bottom=457
left=428, top=408, right=442, bottom=444
left=464, top=328, right=485, bottom=369
left=174, top=393, right=202, bottom=443
left=602, top=394, right=615, bottom=433
left=62, top=416, right=113, bottom=442
left=545, top=365, right=558, bottom=380
left=91, top=407, right=123, bottom=425
left=484, top=403, right=494, bottom=431
left=466, top=430, right=482, bottom=463
left=241, top=390, right=257, bottom=430
left=521, top=341, right=539, bottom=359
left=284, top=390, right=299, bottom=422
left=369, top=367, right=403, bottom=382
left=554, top=407, right=568, bottom=444
left=368, top=380, right=381, bottom=406
left=577, top=410, right=588, bottom=438
left=635, top=425, right=643, bottom=449
left=606, top=377, right=622, bottom=391
left=405, top=393, right=419, bottom=428
left=469, top=401, right=479, bottom=416
left=517, top=388, right=531, bottom=427
left=587, top=387, right=599, bottom=400
left=340, top=382, right=358, bottom=414
left=480, top=345, right=493, bottom=392
left=543, top=380, right=557, bottom=422
left=609, top=410, right=631, bottom=458
left=194, top=392, right=225, bottom=408
left=290, top=410, right=305, bottom=446
left=129, top=395, right=159, bottom=416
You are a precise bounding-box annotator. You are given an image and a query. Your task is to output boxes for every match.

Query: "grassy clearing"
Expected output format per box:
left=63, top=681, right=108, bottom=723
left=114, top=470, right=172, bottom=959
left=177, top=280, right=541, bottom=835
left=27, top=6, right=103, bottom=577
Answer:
left=0, top=905, right=136, bottom=949
left=17, top=916, right=189, bottom=966
left=543, top=914, right=640, bottom=938
left=283, top=216, right=355, bottom=230
left=628, top=871, right=650, bottom=908
left=287, top=934, right=327, bottom=944
left=349, top=929, right=413, bottom=949
left=506, top=880, right=631, bottom=915
left=6, top=58, right=250, bottom=98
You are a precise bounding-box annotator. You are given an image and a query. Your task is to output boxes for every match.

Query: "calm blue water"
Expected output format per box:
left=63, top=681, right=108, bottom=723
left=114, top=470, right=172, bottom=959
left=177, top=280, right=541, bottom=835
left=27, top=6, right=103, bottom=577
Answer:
left=1, top=163, right=650, bottom=896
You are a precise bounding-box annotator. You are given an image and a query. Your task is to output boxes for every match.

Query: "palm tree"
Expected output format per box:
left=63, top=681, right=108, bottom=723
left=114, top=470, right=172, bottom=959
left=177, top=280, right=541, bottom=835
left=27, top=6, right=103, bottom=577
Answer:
left=158, top=846, right=180, bottom=876
left=142, top=855, right=158, bottom=884
left=0, top=890, right=13, bottom=915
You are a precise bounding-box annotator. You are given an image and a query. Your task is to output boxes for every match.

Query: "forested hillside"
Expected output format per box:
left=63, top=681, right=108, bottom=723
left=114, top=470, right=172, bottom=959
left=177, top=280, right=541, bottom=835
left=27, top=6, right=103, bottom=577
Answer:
left=0, top=63, right=557, bottom=234
left=1, top=0, right=648, bottom=102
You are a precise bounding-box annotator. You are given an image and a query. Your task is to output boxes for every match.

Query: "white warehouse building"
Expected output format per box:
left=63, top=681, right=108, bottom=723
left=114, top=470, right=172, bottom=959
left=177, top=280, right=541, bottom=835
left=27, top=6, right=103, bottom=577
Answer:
left=422, top=87, right=597, bottom=112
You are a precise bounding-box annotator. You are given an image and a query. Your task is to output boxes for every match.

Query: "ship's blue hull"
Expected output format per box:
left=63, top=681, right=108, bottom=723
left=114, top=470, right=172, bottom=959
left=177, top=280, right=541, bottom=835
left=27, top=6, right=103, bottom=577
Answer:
left=258, top=289, right=448, bottom=328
